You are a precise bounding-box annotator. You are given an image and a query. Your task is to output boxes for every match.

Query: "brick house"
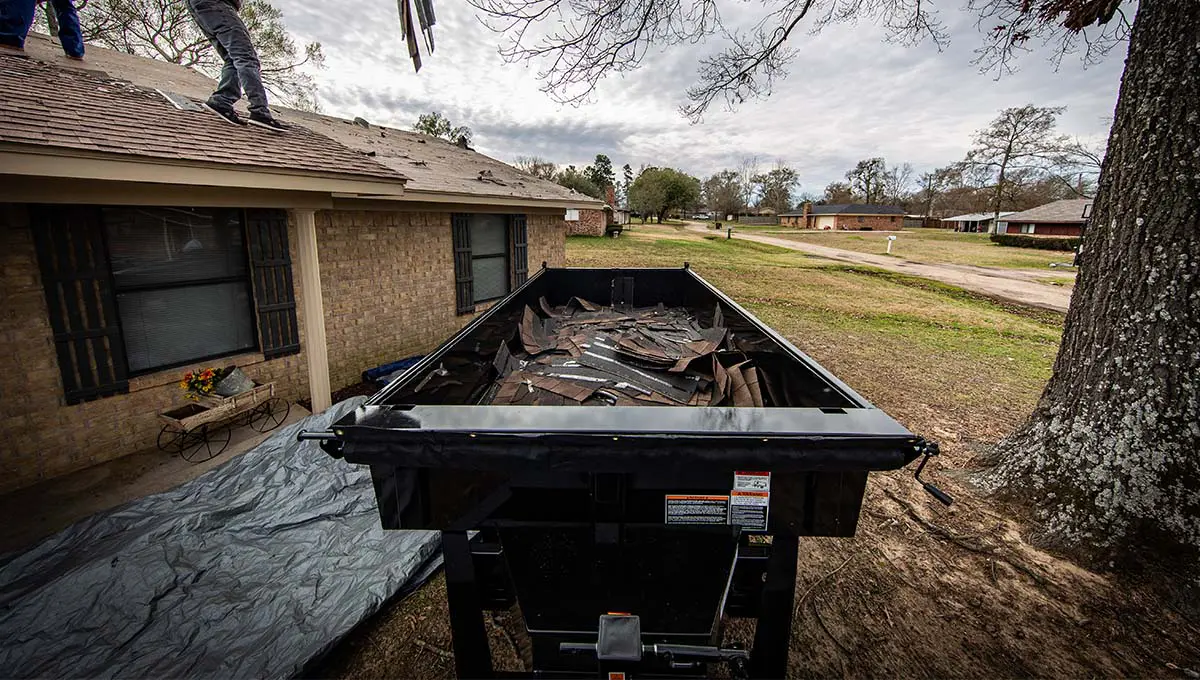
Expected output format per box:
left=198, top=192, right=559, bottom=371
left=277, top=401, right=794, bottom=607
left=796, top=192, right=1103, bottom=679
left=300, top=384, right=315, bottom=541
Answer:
left=996, top=199, right=1092, bottom=236
left=778, top=204, right=906, bottom=230
left=0, top=37, right=602, bottom=494
left=564, top=207, right=607, bottom=236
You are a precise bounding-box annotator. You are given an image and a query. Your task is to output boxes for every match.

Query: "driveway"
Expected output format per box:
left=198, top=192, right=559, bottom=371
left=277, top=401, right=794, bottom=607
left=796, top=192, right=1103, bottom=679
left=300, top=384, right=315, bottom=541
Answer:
left=690, top=225, right=1073, bottom=313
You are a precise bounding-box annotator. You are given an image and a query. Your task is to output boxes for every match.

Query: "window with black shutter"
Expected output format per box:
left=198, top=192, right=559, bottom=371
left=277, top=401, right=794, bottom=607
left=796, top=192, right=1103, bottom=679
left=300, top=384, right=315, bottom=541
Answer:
left=509, top=214, right=528, bottom=287
left=31, top=205, right=303, bottom=402
left=452, top=213, right=474, bottom=314
left=245, top=209, right=300, bottom=358
left=30, top=206, right=129, bottom=404
left=452, top=213, right=528, bottom=315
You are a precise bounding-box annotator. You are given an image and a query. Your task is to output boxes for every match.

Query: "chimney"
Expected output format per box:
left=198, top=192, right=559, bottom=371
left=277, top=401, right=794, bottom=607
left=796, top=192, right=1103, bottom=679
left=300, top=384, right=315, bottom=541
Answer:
left=605, top=186, right=617, bottom=208
left=802, top=201, right=811, bottom=227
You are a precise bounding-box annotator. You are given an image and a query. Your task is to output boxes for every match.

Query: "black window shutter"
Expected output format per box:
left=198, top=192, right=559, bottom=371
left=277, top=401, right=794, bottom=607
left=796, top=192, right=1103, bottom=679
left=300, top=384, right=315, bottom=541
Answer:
left=245, top=209, right=300, bottom=358
left=30, top=206, right=129, bottom=404
left=509, top=214, right=529, bottom=287
left=452, top=213, right=474, bottom=314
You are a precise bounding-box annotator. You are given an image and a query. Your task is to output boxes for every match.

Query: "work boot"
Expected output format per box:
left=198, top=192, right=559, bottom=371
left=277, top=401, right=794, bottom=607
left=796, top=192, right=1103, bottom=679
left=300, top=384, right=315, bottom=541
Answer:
left=203, top=100, right=245, bottom=126
left=248, top=112, right=287, bottom=132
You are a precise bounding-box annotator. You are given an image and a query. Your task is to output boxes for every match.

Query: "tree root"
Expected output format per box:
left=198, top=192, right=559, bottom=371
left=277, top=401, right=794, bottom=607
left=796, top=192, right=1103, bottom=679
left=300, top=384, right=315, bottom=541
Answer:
left=414, top=637, right=454, bottom=661
left=795, top=554, right=855, bottom=617
left=883, top=489, right=1050, bottom=587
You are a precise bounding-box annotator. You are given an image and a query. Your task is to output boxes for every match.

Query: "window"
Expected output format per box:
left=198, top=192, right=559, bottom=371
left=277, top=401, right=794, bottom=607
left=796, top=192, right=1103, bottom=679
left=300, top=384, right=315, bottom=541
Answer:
left=1022, top=224, right=1036, bottom=234
left=31, top=205, right=300, bottom=403
left=565, top=209, right=580, bottom=221
left=469, top=215, right=510, bottom=303
left=452, top=214, right=528, bottom=315
left=857, top=216, right=865, bottom=223
left=889, top=216, right=897, bottom=223
left=104, top=207, right=257, bottom=374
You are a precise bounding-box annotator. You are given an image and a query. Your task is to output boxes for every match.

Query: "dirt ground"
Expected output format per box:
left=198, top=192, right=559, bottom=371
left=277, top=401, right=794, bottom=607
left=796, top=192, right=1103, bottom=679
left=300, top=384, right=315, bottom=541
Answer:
left=310, top=231, right=1198, bottom=679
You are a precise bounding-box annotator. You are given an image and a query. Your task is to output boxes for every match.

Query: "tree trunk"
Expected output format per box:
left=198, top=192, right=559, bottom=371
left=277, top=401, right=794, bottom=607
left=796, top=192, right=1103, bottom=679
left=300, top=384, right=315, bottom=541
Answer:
left=992, top=158, right=1008, bottom=234
left=980, top=0, right=1200, bottom=558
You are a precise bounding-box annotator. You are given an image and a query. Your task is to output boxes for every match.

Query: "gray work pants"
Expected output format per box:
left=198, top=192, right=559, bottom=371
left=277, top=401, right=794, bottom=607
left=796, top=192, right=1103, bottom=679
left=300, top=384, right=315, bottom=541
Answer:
left=186, top=0, right=271, bottom=117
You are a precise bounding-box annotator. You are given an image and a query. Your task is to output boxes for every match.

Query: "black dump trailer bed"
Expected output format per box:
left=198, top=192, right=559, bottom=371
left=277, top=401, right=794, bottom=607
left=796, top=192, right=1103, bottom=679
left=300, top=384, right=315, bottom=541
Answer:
left=304, top=266, right=945, bottom=679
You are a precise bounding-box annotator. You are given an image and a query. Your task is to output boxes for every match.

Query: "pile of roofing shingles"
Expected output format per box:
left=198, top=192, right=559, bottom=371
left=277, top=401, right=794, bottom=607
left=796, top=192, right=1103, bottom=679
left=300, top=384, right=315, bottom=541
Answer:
left=482, top=297, right=766, bottom=407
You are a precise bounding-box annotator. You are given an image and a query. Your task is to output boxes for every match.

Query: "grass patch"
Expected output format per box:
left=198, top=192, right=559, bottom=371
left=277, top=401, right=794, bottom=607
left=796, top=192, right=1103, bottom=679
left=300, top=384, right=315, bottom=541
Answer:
left=567, top=229, right=1063, bottom=418
left=762, top=227, right=1065, bottom=270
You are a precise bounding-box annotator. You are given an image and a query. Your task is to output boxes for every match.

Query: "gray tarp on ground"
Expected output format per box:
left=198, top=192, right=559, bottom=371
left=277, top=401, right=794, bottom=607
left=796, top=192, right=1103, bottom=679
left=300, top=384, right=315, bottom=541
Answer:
left=0, top=398, right=440, bottom=679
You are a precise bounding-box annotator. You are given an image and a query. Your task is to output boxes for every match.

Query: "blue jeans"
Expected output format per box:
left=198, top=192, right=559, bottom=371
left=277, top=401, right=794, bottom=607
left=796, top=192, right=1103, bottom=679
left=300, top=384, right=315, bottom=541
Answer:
left=0, top=0, right=84, bottom=57
left=186, top=0, right=271, bottom=117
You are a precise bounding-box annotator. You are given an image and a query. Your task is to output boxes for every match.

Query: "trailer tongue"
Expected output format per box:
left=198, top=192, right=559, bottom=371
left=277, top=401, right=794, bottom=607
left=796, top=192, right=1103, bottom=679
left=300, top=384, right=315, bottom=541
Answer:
left=302, top=266, right=947, bottom=678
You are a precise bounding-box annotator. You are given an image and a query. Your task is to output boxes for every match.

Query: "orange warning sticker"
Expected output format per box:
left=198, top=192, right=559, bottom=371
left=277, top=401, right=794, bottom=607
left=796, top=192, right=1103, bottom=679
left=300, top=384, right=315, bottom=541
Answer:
left=608, top=673, right=627, bottom=680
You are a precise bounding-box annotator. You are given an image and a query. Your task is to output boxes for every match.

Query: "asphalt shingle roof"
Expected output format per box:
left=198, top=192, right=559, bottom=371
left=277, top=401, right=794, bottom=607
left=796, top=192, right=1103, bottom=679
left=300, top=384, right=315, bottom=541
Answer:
left=8, top=34, right=602, bottom=206
left=1000, top=199, right=1092, bottom=224
left=0, top=52, right=406, bottom=183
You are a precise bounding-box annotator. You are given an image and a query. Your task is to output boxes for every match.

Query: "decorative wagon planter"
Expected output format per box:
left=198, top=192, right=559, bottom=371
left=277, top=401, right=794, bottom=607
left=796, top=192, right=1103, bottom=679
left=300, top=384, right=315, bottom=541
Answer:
left=157, top=382, right=290, bottom=462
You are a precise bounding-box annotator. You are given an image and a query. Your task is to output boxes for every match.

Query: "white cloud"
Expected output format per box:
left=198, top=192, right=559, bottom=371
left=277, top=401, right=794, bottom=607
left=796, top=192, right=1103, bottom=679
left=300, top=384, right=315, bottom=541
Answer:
left=272, top=0, right=1125, bottom=192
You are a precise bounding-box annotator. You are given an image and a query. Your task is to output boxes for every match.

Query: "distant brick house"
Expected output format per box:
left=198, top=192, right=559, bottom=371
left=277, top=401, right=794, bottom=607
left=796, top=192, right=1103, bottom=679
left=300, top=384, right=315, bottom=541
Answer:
left=0, top=36, right=601, bottom=494
left=778, top=204, right=906, bottom=230
left=565, top=207, right=607, bottom=236
left=997, top=199, right=1092, bottom=236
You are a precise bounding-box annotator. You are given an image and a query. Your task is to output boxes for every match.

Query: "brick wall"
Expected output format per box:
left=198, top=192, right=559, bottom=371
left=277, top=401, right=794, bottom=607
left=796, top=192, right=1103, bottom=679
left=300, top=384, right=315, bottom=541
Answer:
left=0, top=204, right=309, bottom=494
left=316, top=210, right=566, bottom=390
left=566, top=208, right=605, bottom=236
left=0, top=205, right=566, bottom=494
left=834, top=214, right=902, bottom=230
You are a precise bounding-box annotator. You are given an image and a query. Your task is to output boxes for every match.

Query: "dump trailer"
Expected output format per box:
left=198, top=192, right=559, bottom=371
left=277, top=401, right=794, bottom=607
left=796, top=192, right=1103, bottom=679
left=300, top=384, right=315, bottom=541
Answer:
left=302, top=266, right=947, bottom=678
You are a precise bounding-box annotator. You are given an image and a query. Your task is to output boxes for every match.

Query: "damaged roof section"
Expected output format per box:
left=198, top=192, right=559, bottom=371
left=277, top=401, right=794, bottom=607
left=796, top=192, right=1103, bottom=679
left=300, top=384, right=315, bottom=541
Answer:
left=408, top=298, right=778, bottom=408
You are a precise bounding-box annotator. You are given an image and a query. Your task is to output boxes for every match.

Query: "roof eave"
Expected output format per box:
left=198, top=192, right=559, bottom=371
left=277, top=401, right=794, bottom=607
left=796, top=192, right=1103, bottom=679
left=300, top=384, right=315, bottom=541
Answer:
left=0, top=144, right=408, bottom=197
left=356, top=186, right=606, bottom=210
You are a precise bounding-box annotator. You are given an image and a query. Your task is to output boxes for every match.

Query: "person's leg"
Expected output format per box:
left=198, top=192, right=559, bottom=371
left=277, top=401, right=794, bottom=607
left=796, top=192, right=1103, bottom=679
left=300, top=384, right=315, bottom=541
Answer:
left=186, top=0, right=241, bottom=110
left=0, top=0, right=36, bottom=50
left=187, top=0, right=271, bottom=117
left=48, top=0, right=84, bottom=57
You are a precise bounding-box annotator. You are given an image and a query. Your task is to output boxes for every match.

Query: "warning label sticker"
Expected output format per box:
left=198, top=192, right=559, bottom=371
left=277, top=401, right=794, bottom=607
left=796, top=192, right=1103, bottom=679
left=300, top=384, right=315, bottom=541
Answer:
left=733, top=470, right=771, bottom=492
left=730, top=490, right=770, bottom=531
left=665, top=495, right=730, bottom=525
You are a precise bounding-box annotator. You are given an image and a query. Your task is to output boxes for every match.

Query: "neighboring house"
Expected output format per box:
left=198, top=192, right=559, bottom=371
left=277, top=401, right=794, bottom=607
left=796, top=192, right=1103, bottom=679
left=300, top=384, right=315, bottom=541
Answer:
left=611, top=207, right=631, bottom=226
left=996, top=199, right=1092, bottom=236
left=778, top=204, right=906, bottom=230
left=940, top=212, right=1017, bottom=233
left=565, top=208, right=606, bottom=236
left=0, top=35, right=601, bottom=494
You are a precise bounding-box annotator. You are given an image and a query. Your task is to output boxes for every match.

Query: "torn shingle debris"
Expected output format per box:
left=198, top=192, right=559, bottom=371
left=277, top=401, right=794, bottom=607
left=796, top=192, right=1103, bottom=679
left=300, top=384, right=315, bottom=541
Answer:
left=453, top=297, right=769, bottom=407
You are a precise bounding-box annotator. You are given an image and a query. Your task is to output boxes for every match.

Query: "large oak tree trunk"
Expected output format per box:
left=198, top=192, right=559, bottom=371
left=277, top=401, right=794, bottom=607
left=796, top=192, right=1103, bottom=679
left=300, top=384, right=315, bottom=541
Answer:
left=981, top=0, right=1200, bottom=556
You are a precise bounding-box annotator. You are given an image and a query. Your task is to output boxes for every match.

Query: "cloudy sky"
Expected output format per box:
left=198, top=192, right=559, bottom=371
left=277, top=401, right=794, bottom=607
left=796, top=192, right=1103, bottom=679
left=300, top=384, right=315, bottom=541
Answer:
left=271, top=0, right=1127, bottom=193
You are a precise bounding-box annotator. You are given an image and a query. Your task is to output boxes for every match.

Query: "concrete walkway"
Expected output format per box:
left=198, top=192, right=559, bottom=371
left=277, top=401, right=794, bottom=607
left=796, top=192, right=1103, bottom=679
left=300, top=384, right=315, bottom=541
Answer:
left=693, top=225, right=1073, bottom=313
left=0, top=403, right=310, bottom=554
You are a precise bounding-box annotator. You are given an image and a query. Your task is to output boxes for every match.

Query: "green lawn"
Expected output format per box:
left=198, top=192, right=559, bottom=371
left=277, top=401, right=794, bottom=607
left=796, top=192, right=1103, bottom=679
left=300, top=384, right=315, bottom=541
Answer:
left=568, top=226, right=1063, bottom=440
left=750, top=227, right=1069, bottom=270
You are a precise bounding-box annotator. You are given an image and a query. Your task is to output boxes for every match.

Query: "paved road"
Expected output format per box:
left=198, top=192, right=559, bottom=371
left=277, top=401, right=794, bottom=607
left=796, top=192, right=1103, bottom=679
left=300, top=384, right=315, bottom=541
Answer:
left=689, top=224, right=1073, bottom=313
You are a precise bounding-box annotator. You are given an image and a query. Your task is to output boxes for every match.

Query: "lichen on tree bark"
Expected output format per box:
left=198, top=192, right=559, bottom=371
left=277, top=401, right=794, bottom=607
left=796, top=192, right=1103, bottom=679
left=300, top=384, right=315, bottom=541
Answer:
left=979, top=0, right=1200, bottom=557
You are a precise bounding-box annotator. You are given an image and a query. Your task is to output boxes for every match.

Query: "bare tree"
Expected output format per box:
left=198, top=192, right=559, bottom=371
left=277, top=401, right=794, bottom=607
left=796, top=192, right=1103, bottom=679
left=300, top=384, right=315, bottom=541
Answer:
left=737, top=156, right=760, bottom=212
left=963, top=105, right=1069, bottom=231
left=76, top=0, right=324, bottom=110
left=513, top=156, right=559, bottom=180
left=703, top=170, right=745, bottom=219
left=845, top=157, right=888, bottom=203
left=460, top=0, right=1200, bottom=564
left=753, top=163, right=800, bottom=215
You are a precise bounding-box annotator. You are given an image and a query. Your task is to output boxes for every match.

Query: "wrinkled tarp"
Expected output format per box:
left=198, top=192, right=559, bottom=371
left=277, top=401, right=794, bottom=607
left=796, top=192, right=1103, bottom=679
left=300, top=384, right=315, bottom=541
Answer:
left=0, top=398, right=441, bottom=679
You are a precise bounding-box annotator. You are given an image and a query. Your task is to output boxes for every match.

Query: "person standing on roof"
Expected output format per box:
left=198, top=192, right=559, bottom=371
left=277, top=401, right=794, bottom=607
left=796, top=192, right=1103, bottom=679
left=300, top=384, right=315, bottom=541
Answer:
left=0, top=0, right=85, bottom=60
left=186, top=0, right=285, bottom=131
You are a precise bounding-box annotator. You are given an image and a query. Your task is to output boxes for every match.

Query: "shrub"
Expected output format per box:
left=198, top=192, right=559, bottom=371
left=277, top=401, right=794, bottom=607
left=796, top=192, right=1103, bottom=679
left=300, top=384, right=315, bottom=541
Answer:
left=990, top=233, right=1081, bottom=251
